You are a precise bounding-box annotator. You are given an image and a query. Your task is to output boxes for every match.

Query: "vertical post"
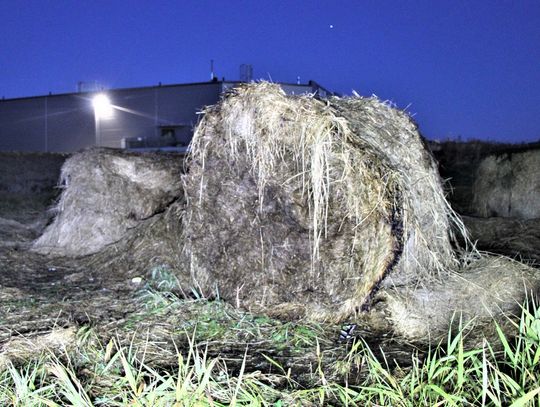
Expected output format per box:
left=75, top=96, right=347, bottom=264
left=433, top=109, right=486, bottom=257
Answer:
left=44, top=96, right=48, bottom=152
left=95, top=112, right=100, bottom=147
left=154, top=87, right=158, bottom=138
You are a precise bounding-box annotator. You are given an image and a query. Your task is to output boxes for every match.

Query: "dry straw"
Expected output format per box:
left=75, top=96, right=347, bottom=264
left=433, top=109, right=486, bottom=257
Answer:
left=183, top=82, right=468, bottom=322
left=32, top=148, right=184, bottom=257
left=377, top=253, right=540, bottom=342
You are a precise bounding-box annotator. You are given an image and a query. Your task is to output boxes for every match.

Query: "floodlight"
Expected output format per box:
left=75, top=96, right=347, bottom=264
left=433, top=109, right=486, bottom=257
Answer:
left=92, top=94, right=113, bottom=119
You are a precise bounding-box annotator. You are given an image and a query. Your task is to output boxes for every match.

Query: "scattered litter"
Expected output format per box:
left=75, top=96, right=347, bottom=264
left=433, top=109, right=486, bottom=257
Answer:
left=339, top=323, right=357, bottom=342
left=131, top=277, right=143, bottom=284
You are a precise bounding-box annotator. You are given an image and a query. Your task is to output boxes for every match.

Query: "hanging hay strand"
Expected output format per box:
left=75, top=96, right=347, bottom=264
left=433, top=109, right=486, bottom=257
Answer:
left=32, top=148, right=184, bottom=257
left=182, top=82, right=466, bottom=322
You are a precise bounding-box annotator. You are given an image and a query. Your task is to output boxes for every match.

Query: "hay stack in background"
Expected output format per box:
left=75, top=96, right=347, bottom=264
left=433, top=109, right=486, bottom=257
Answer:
left=472, top=149, right=540, bottom=219
left=32, top=148, right=183, bottom=256
left=182, top=82, right=465, bottom=322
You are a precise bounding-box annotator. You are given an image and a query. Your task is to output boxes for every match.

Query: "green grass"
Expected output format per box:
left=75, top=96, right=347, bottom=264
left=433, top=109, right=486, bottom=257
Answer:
left=1, top=298, right=540, bottom=406
left=134, top=266, right=330, bottom=348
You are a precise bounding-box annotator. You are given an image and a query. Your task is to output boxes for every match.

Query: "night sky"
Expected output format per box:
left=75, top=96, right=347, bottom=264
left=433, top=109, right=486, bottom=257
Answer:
left=1, top=1, right=539, bottom=143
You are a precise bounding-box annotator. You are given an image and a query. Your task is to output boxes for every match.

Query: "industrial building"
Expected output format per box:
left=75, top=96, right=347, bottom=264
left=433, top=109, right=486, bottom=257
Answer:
left=0, top=80, right=332, bottom=153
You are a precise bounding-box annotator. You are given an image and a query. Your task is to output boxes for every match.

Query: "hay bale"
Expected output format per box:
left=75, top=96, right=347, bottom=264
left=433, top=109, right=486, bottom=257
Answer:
left=32, top=148, right=184, bottom=256
left=182, top=82, right=465, bottom=322
left=375, top=255, right=539, bottom=343
left=472, top=149, right=540, bottom=219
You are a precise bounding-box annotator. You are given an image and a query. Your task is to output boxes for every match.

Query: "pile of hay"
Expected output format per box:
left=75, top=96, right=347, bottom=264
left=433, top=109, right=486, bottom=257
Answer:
left=374, top=254, right=539, bottom=342
left=182, top=83, right=467, bottom=322
left=472, top=149, right=540, bottom=219
left=80, top=198, right=186, bottom=282
left=32, top=148, right=184, bottom=257
left=26, top=83, right=540, bottom=344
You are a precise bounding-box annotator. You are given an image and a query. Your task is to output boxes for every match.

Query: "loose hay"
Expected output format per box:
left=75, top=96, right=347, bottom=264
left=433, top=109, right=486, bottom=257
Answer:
left=32, top=148, right=184, bottom=256
left=375, top=255, right=539, bottom=343
left=81, top=198, right=187, bottom=283
left=182, top=82, right=466, bottom=322
left=472, top=149, right=540, bottom=219
left=0, top=327, right=77, bottom=370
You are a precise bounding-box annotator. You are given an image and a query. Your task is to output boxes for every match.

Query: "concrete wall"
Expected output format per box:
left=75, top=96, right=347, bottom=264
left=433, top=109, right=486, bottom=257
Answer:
left=47, top=94, right=95, bottom=152
left=0, top=83, right=223, bottom=152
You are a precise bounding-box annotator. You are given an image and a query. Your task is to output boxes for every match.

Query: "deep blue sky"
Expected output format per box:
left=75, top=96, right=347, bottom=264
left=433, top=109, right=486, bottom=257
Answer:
left=1, top=1, right=539, bottom=143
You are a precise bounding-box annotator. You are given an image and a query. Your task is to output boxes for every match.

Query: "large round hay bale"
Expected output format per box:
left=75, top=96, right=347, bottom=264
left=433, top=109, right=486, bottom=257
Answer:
left=182, top=83, right=464, bottom=322
left=472, top=149, right=540, bottom=219
left=375, top=255, right=539, bottom=343
left=32, top=148, right=184, bottom=256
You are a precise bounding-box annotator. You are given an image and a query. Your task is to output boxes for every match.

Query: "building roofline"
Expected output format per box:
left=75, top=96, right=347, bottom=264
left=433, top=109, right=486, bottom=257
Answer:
left=1, top=79, right=330, bottom=103
left=0, top=80, right=223, bottom=103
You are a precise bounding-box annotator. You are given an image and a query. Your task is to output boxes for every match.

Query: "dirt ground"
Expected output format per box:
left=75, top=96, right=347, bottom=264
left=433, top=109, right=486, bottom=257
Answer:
left=0, top=193, right=139, bottom=340
left=0, top=191, right=421, bottom=386
left=2, top=143, right=539, bottom=386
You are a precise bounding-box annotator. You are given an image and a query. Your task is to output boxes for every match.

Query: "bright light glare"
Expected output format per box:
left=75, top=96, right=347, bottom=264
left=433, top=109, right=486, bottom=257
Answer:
left=92, top=94, right=114, bottom=119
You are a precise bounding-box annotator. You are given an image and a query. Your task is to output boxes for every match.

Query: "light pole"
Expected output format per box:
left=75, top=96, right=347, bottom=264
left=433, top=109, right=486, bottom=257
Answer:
left=92, top=94, right=113, bottom=147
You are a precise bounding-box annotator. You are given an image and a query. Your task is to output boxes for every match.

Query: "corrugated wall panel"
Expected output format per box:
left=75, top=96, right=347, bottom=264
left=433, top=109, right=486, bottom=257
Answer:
left=0, top=82, right=318, bottom=152
left=97, top=89, right=156, bottom=148
left=46, top=94, right=95, bottom=152
left=0, top=98, right=47, bottom=152
left=97, top=83, right=222, bottom=148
